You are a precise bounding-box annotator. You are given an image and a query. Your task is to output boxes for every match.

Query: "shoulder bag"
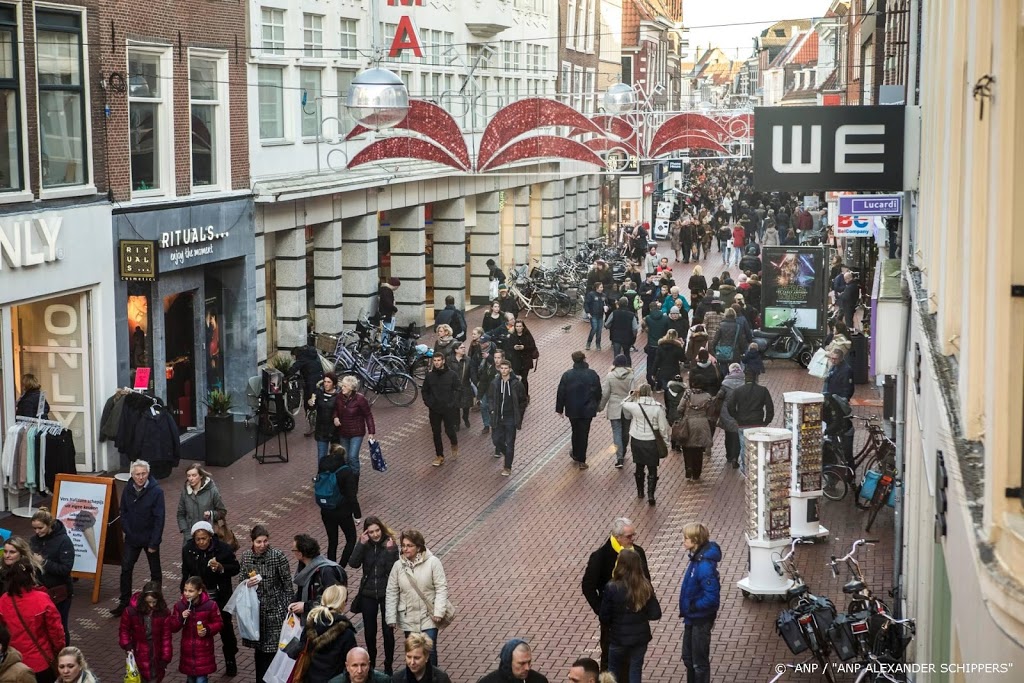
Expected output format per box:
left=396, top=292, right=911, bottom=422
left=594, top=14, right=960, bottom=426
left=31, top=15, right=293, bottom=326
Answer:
left=637, top=403, right=669, bottom=459
left=403, top=565, right=457, bottom=629
left=714, top=324, right=741, bottom=362
left=12, top=595, right=59, bottom=674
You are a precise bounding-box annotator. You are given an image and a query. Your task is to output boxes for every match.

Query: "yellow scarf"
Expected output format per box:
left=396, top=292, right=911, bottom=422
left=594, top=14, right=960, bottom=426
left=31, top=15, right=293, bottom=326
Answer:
left=610, top=534, right=624, bottom=554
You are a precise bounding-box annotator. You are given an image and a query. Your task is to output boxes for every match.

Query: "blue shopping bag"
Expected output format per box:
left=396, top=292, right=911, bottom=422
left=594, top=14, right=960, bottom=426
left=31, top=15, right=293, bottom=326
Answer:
left=368, top=439, right=387, bottom=472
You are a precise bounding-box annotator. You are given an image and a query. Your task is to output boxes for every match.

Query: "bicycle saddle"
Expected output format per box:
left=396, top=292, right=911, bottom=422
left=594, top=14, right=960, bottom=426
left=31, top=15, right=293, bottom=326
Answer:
left=843, top=579, right=867, bottom=594
left=786, top=584, right=809, bottom=599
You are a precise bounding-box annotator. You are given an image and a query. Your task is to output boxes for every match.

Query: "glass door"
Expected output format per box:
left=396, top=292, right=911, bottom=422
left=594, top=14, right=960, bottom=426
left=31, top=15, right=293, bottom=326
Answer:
left=163, top=290, right=197, bottom=433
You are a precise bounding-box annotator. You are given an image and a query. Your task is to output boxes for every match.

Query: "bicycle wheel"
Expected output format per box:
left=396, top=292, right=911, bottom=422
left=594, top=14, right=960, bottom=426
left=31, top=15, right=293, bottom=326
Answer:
left=382, top=372, right=419, bottom=406
left=410, top=357, right=430, bottom=385
left=864, top=482, right=891, bottom=532
left=821, top=469, right=848, bottom=501
left=554, top=297, right=571, bottom=317
left=530, top=293, right=556, bottom=319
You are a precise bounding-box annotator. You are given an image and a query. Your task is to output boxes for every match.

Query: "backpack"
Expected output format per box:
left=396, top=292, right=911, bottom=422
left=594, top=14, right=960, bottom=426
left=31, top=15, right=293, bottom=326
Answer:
left=313, top=465, right=349, bottom=510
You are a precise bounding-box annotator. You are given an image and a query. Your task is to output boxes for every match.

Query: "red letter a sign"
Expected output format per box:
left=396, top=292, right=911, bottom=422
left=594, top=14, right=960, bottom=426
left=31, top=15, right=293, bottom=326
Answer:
left=388, top=16, right=422, bottom=58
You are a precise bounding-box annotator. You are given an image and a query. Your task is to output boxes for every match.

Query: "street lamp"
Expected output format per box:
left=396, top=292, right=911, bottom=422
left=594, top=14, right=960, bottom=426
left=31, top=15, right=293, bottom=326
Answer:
left=344, top=67, right=410, bottom=130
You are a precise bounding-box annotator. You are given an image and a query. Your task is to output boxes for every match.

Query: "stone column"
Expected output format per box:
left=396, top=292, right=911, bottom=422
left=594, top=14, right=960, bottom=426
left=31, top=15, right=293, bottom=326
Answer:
left=576, top=175, right=589, bottom=244
left=341, top=214, right=379, bottom=327
left=513, top=186, right=531, bottom=268
left=539, top=180, right=565, bottom=267
left=470, top=191, right=501, bottom=305
left=389, top=205, right=427, bottom=327
left=588, top=174, right=601, bottom=239
left=255, top=231, right=268, bottom=365
left=564, top=177, right=578, bottom=255
left=274, top=227, right=307, bottom=353
left=313, top=222, right=344, bottom=335
left=432, top=197, right=467, bottom=312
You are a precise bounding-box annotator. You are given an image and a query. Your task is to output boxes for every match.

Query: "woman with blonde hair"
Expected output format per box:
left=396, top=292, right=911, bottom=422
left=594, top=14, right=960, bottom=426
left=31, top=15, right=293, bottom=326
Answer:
left=56, top=646, right=98, bottom=683
left=29, top=507, right=75, bottom=643
left=332, top=375, right=376, bottom=482
left=385, top=530, right=449, bottom=666
left=433, top=324, right=457, bottom=360
left=600, top=548, right=662, bottom=683
left=304, top=584, right=356, bottom=681
left=1, top=536, right=43, bottom=592
left=621, top=384, right=669, bottom=506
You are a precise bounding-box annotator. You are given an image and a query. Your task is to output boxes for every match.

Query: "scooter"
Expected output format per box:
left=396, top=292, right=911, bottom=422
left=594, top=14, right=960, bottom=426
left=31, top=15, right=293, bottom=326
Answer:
left=752, top=317, right=819, bottom=367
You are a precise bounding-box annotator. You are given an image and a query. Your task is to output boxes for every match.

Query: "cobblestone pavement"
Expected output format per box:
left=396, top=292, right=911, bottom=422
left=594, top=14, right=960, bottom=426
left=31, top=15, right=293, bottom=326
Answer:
left=2, top=251, right=895, bottom=683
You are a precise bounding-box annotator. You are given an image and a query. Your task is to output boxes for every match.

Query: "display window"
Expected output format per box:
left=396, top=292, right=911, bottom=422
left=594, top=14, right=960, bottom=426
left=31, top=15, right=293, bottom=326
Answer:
left=127, top=282, right=153, bottom=387
left=11, top=291, right=94, bottom=468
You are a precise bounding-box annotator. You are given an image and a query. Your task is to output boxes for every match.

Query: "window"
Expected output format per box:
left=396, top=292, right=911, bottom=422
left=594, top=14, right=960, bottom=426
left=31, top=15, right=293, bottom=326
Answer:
left=0, top=5, right=22, bottom=192
left=503, top=42, right=520, bottom=71
left=189, top=55, right=225, bottom=189
left=336, top=69, right=358, bottom=136
left=561, top=62, right=571, bottom=102
left=36, top=9, right=86, bottom=188
left=443, top=32, right=454, bottom=65
left=567, top=0, right=577, bottom=50
left=303, top=14, right=323, bottom=57
left=127, top=49, right=170, bottom=194
left=257, top=66, right=284, bottom=139
left=300, top=68, right=322, bottom=138
left=339, top=19, right=358, bottom=59
left=261, top=8, right=285, bottom=55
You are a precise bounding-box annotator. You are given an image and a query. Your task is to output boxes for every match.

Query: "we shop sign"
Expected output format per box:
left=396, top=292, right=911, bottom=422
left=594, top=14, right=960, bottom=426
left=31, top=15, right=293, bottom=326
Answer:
left=835, top=215, right=876, bottom=237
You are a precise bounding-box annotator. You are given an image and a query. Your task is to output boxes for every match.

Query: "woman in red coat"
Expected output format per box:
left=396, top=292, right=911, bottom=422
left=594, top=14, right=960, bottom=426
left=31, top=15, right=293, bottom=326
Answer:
left=0, top=562, right=64, bottom=683
left=119, top=581, right=174, bottom=682
left=170, top=577, right=224, bottom=682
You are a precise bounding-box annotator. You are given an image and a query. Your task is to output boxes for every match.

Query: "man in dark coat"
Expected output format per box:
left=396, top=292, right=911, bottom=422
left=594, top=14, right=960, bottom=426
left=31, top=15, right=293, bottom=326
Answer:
left=823, top=348, right=855, bottom=401
left=837, top=271, right=861, bottom=328
left=555, top=351, right=602, bottom=469
left=581, top=518, right=651, bottom=677
left=377, top=277, right=400, bottom=323
left=434, top=295, right=468, bottom=341
left=422, top=354, right=462, bottom=466
left=476, top=639, right=549, bottom=683
left=642, top=304, right=671, bottom=388
left=606, top=297, right=639, bottom=359
left=724, top=371, right=775, bottom=473
left=114, top=459, right=165, bottom=616
left=488, top=360, right=528, bottom=476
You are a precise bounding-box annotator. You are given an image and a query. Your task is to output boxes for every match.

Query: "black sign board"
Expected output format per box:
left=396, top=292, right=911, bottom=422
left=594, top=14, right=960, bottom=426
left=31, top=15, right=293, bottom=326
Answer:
left=760, top=246, right=828, bottom=336
left=119, top=240, right=156, bottom=281
left=668, top=159, right=683, bottom=172
left=754, top=105, right=905, bottom=192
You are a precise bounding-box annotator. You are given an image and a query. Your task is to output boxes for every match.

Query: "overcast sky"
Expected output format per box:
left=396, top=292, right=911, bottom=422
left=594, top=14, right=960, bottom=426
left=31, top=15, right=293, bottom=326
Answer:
left=683, top=0, right=832, bottom=61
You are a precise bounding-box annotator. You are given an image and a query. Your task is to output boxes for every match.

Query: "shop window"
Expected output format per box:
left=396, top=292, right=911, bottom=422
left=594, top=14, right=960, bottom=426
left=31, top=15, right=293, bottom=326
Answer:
left=13, top=292, right=92, bottom=467
left=127, top=284, right=153, bottom=383
left=36, top=8, right=87, bottom=189
left=128, top=47, right=172, bottom=196
left=189, top=53, right=227, bottom=190
left=258, top=66, right=285, bottom=140
left=0, top=4, right=23, bottom=193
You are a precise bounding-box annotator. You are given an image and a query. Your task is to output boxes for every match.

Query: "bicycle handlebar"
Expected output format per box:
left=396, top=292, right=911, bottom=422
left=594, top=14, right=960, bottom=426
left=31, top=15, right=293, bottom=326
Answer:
left=828, top=539, right=877, bottom=574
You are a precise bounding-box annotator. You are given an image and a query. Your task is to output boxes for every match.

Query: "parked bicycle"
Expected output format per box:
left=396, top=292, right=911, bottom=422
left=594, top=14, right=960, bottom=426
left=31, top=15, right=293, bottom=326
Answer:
left=821, top=414, right=895, bottom=503
left=773, top=538, right=838, bottom=682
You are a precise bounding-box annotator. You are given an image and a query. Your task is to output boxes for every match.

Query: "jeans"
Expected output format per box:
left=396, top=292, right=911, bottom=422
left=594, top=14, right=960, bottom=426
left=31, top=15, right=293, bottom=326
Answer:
left=320, top=507, right=357, bottom=565
left=56, top=597, right=72, bottom=644
left=119, top=544, right=162, bottom=606
left=491, top=416, right=518, bottom=469
left=724, top=430, right=740, bottom=463
left=587, top=317, right=604, bottom=348
left=612, top=341, right=632, bottom=361
left=569, top=417, right=593, bottom=462
left=337, top=435, right=365, bottom=473
left=429, top=409, right=458, bottom=456
left=682, top=620, right=714, bottom=683
left=718, top=240, right=728, bottom=262
left=645, top=346, right=659, bottom=388
left=479, top=393, right=491, bottom=428
left=187, top=678, right=209, bottom=683
left=609, top=642, right=649, bottom=683
left=361, top=594, right=396, bottom=673
left=610, top=418, right=626, bottom=463
left=404, top=628, right=439, bottom=666
left=316, top=439, right=331, bottom=461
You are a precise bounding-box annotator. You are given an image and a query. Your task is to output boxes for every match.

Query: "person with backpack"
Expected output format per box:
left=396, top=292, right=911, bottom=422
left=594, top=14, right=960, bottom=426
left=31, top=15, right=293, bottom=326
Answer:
left=710, top=309, right=749, bottom=367
left=314, top=445, right=361, bottom=566
left=434, top=296, right=467, bottom=342
left=289, top=534, right=348, bottom=617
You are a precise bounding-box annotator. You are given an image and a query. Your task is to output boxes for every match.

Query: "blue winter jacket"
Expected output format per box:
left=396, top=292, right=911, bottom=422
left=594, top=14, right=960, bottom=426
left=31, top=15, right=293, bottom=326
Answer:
left=679, top=541, right=722, bottom=624
left=120, top=476, right=166, bottom=549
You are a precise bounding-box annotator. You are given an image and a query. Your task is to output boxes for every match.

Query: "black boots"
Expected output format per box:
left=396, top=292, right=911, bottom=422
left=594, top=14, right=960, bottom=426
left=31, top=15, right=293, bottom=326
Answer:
left=647, top=475, right=659, bottom=506
left=226, top=658, right=238, bottom=676
left=635, top=473, right=645, bottom=499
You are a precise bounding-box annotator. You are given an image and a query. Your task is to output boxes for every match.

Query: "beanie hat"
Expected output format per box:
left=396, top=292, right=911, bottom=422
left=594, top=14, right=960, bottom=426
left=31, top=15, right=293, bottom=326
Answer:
left=613, top=354, right=630, bottom=367
left=387, top=277, right=401, bottom=287
left=191, top=521, right=214, bottom=537
left=670, top=306, right=680, bottom=315
left=498, top=284, right=508, bottom=291
left=738, top=274, right=748, bottom=283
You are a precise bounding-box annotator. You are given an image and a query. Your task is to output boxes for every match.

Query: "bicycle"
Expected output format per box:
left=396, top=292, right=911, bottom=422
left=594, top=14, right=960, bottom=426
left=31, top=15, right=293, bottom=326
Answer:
left=772, top=539, right=838, bottom=682
left=331, top=338, right=418, bottom=407
left=862, top=447, right=899, bottom=532
left=851, top=622, right=917, bottom=682
left=506, top=280, right=556, bottom=319
left=821, top=416, right=895, bottom=502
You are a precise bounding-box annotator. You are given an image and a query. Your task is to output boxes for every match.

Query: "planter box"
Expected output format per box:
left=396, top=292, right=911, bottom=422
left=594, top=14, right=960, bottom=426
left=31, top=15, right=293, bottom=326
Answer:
left=204, top=414, right=249, bottom=468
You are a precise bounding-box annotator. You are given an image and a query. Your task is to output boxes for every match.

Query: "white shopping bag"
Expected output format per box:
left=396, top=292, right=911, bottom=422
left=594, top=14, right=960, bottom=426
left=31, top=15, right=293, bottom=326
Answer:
left=262, top=614, right=304, bottom=683
left=224, top=581, right=261, bottom=641
left=488, top=279, right=500, bottom=300
left=807, top=348, right=830, bottom=379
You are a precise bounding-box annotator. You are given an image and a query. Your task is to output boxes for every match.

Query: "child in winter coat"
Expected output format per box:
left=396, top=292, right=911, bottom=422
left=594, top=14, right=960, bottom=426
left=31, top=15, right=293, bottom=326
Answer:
left=741, top=343, right=764, bottom=381
left=170, top=577, right=224, bottom=683
left=119, top=581, right=174, bottom=683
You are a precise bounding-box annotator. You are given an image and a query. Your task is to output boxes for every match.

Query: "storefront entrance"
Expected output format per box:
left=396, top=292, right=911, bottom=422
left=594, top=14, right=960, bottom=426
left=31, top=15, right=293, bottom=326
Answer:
left=163, top=291, right=197, bottom=434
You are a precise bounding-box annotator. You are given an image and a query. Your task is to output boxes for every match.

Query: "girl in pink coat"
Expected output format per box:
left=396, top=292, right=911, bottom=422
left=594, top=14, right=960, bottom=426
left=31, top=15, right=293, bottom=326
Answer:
left=170, top=577, right=223, bottom=682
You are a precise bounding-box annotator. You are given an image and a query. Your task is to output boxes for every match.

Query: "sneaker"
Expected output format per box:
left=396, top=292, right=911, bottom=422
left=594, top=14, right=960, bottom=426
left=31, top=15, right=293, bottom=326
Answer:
left=578, top=462, right=590, bottom=470
left=451, top=445, right=459, bottom=458
left=481, top=426, right=490, bottom=435
left=614, top=459, right=624, bottom=469
left=493, top=451, right=502, bottom=458
left=353, top=518, right=361, bottom=526
left=432, top=456, right=444, bottom=467
left=501, top=468, right=511, bottom=477
left=585, top=345, right=591, bottom=351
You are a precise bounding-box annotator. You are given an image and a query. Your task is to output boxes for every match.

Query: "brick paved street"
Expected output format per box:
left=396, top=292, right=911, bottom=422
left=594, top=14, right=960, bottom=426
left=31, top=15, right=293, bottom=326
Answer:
left=2, top=254, right=894, bottom=683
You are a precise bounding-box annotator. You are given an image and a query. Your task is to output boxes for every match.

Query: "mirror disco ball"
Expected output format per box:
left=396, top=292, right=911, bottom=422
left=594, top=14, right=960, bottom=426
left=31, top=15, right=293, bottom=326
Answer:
left=344, top=67, right=410, bottom=130
left=603, top=83, right=637, bottom=115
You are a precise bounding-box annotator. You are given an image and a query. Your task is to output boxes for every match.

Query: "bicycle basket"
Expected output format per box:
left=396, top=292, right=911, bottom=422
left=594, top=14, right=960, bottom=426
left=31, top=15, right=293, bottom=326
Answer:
left=776, top=609, right=809, bottom=655
left=313, top=332, right=340, bottom=356
left=826, top=613, right=860, bottom=661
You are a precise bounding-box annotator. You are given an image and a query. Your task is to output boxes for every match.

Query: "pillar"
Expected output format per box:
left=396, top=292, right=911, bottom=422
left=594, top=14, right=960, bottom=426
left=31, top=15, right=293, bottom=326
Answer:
left=389, top=205, right=427, bottom=327
left=255, top=231, right=268, bottom=365
left=470, top=191, right=501, bottom=305
left=274, top=227, right=307, bottom=353
left=313, top=222, right=344, bottom=335
left=540, top=181, right=564, bottom=267
left=576, top=175, right=589, bottom=246
left=564, top=177, right=578, bottom=255
left=513, top=186, right=531, bottom=268
left=341, top=214, right=379, bottom=327
left=588, top=174, right=601, bottom=239
left=432, top=197, right=467, bottom=312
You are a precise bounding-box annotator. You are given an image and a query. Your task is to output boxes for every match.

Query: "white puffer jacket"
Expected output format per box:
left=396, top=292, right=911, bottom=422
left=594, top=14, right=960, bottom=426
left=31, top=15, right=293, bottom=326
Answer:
left=385, top=550, right=448, bottom=632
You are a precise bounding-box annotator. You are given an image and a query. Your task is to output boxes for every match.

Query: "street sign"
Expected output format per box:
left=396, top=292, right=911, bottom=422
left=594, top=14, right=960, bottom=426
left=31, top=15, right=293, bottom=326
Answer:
left=668, top=160, right=683, bottom=172
left=838, top=194, right=902, bottom=216
left=835, top=215, right=875, bottom=237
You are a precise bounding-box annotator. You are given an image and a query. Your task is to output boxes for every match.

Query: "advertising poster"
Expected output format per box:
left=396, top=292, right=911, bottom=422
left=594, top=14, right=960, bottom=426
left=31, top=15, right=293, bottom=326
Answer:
left=761, top=246, right=827, bottom=335
left=653, top=201, right=672, bottom=239
left=52, top=475, right=114, bottom=595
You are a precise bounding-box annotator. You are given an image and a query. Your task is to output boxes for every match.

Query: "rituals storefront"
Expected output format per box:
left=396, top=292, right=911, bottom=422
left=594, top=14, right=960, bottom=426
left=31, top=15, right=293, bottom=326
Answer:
left=0, top=203, right=118, bottom=474
left=112, top=197, right=256, bottom=433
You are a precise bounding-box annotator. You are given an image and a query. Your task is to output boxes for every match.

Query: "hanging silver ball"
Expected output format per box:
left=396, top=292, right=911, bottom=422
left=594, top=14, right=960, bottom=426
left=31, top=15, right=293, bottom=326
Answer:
left=344, top=67, right=410, bottom=130
left=603, top=83, right=637, bottom=115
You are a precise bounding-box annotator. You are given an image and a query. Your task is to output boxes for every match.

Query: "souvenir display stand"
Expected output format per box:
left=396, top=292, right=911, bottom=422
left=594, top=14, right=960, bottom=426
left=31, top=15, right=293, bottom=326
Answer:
left=783, top=391, right=829, bottom=539
left=739, top=427, right=796, bottom=598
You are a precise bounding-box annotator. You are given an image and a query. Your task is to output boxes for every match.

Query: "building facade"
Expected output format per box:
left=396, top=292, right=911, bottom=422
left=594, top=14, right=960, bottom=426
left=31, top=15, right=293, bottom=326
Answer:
left=558, top=0, right=601, bottom=113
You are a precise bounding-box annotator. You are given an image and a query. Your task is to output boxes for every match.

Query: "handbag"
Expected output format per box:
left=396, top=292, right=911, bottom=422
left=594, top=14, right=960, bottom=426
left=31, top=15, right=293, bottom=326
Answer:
left=637, top=403, right=669, bottom=459
left=714, top=324, right=741, bottom=361
left=368, top=438, right=387, bottom=472
left=215, top=516, right=240, bottom=551
left=47, top=584, right=70, bottom=604
left=124, top=651, right=142, bottom=683
left=403, top=566, right=457, bottom=629
left=11, top=595, right=59, bottom=674
left=349, top=576, right=365, bottom=615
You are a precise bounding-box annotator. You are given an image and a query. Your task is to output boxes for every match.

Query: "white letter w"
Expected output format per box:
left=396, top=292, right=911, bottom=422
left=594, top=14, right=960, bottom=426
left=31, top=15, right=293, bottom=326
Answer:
left=771, top=125, right=821, bottom=173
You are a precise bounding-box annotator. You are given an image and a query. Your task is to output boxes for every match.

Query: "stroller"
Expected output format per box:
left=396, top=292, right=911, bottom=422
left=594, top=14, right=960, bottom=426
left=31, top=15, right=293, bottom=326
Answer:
left=246, top=371, right=296, bottom=436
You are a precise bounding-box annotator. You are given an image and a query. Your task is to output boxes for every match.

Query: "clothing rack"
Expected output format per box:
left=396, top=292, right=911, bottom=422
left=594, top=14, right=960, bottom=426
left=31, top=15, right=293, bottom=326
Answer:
left=7, top=392, right=63, bottom=517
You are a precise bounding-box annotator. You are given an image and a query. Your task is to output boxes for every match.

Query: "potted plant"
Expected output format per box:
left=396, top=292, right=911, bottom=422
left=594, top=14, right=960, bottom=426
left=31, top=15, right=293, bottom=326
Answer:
left=203, top=390, right=236, bottom=467
left=269, top=353, right=293, bottom=373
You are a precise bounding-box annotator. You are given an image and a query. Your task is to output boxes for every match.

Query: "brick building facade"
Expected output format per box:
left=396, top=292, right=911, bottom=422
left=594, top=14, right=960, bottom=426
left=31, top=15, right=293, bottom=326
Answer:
left=557, top=0, right=601, bottom=112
